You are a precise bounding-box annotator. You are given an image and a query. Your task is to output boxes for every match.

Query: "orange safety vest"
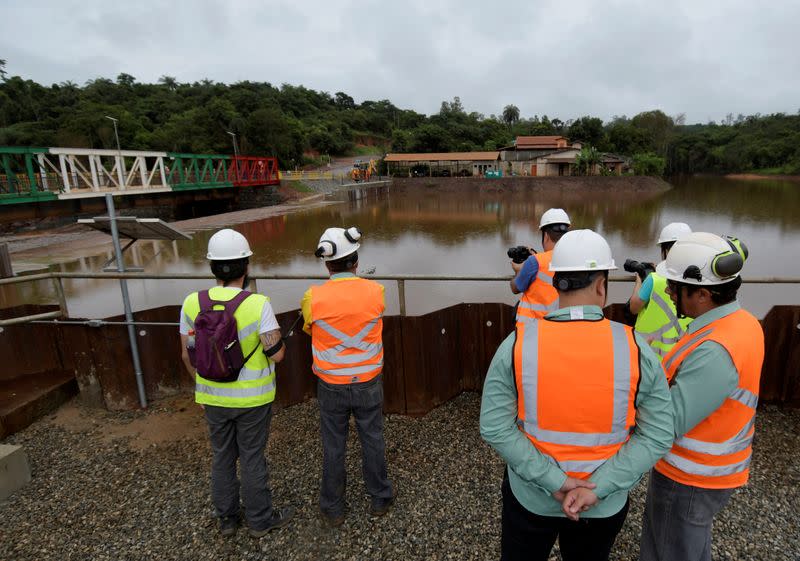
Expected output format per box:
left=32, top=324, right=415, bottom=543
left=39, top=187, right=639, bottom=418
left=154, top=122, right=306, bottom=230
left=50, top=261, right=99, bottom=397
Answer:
left=514, top=314, right=641, bottom=478
left=655, top=308, right=764, bottom=489
left=516, top=251, right=559, bottom=320
left=310, top=277, right=384, bottom=385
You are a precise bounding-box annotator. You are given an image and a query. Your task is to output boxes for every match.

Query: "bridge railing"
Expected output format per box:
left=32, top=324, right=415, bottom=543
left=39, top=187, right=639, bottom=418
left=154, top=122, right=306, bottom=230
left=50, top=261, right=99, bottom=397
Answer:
left=279, top=170, right=334, bottom=181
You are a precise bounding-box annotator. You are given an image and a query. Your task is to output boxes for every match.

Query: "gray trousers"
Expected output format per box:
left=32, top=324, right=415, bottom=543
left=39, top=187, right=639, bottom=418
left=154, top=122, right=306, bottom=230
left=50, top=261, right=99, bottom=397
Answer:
left=640, top=469, right=735, bottom=561
left=204, top=402, right=274, bottom=531
left=317, top=375, right=393, bottom=516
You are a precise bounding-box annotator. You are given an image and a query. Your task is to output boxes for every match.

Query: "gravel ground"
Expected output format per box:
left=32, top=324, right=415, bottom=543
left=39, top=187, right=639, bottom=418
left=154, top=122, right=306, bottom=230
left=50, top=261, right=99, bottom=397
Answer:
left=1, top=394, right=798, bottom=561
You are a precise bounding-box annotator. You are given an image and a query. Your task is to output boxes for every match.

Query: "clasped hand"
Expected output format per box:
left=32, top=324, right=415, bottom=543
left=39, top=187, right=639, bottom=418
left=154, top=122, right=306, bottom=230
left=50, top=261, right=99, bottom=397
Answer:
left=553, top=477, right=599, bottom=521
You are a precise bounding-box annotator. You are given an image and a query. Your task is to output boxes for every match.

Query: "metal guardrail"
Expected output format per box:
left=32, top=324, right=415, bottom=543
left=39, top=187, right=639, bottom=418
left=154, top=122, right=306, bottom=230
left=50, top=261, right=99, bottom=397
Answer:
left=1, top=271, right=799, bottom=327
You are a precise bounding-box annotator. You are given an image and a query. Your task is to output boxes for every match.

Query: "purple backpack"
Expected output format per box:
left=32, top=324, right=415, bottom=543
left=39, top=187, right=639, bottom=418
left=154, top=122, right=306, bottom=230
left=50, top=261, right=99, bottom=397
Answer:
left=188, top=290, right=260, bottom=382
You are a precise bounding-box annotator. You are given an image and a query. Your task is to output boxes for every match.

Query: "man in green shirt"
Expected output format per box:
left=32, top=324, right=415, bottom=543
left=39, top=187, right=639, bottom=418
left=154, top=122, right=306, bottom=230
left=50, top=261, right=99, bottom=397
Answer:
left=640, top=233, right=762, bottom=561
left=480, top=229, right=674, bottom=561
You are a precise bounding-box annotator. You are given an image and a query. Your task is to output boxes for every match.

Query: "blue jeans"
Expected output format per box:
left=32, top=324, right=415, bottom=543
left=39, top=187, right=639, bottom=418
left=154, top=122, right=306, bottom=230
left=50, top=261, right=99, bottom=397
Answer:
left=640, top=469, right=735, bottom=561
left=204, top=403, right=274, bottom=531
left=317, top=375, right=393, bottom=516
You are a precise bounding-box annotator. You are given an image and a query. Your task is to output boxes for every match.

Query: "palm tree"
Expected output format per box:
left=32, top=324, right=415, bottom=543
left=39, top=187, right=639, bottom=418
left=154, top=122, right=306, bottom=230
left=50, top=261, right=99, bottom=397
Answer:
left=0, top=59, right=7, bottom=80
left=502, top=104, right=520, bottom=127
left=158, top=75, right=178, bottom=91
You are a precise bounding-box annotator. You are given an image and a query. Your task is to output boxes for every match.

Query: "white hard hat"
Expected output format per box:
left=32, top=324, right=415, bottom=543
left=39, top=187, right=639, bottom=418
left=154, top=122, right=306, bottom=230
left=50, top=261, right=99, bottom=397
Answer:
left=315, top=226, right=362, bottom=261
left=539, top=208, right=571, bottom=230
left=657, top=222, right=692, bottom=245
left=656, top=232, right=745, bottom=286
left=549, top=229, right=617, bottom=271
left=206, top=229, right=253, bottom=261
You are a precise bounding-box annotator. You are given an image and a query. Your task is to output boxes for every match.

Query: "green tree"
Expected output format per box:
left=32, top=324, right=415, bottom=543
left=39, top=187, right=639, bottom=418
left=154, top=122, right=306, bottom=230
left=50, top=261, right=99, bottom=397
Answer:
left=574, top=146, right=602, bottom=176
left=632, top=152, right=666, bottom=176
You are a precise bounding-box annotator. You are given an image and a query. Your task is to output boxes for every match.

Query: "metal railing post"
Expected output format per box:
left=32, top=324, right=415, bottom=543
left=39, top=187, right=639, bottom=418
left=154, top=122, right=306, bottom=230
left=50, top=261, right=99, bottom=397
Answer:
left=106, top=194, right=148, bottom=409
left=52, top=276, right=68, bottom=318
left=397, top=279, right=406, bottom=317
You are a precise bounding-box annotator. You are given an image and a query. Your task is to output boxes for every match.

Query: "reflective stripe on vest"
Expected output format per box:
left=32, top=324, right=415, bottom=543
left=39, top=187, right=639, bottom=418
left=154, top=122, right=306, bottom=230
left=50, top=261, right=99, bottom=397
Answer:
left=515, top=317, right=640, bottom=477
left=310, top=278, right=384, bottom=384
left=183, top=287, right=276, bottom=408
left=516, top=251, right=559, bottom=321
left=634, top=274, right=692, bottom=357
left=656, top=308, right=764, bottom=489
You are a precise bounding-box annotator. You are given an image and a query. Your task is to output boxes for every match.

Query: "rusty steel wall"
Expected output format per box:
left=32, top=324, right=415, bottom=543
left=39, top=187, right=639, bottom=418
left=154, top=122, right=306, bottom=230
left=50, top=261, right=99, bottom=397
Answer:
left=2, top=304, right=800, bottom=418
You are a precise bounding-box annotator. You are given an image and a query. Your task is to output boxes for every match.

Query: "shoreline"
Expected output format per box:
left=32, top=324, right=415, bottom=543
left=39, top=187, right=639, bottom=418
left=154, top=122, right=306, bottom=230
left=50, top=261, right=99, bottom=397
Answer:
left=2, top=195, right=338, bottom=268
left=725, top=173, right=800, bottom=182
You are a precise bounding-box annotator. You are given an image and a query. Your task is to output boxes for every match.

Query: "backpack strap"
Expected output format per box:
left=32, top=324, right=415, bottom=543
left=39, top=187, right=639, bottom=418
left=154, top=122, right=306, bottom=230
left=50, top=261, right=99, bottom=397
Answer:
left=223, top=289, right=252, bottom=313
left=198, top=289, right=252, bottom=312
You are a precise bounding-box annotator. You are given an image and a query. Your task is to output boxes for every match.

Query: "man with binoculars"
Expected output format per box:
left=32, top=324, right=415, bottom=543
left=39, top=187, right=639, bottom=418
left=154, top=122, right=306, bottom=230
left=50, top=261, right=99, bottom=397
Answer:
left=509, top=208, right=571, bottom=321
left=625, top=222, right=693, bottom=358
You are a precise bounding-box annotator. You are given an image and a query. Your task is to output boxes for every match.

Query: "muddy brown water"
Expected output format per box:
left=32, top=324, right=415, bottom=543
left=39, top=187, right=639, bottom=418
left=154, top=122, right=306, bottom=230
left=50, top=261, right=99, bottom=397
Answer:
left=3, top=176, right=799, bottom=320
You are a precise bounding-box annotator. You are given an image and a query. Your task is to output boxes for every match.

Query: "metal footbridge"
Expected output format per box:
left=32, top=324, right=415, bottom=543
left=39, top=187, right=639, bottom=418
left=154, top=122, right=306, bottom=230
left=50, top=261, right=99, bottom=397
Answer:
left=0, top=147, right=280, bottom=205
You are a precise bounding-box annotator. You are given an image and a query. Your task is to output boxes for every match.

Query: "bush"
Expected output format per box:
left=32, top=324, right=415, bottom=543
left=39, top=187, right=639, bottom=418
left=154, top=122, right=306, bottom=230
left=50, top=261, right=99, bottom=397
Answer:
left=632, top=152, right=666, bottom=176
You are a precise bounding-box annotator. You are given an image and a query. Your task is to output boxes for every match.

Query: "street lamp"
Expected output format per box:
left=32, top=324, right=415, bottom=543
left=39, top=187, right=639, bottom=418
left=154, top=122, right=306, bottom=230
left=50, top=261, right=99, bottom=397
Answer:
left=105, top=115, right=125, bottom=187
left=226, top=131, right=240, bottom=158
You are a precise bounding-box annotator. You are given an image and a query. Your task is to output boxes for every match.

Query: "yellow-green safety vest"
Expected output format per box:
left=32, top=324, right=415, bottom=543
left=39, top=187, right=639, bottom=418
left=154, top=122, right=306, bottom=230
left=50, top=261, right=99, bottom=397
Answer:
left=634, top=273, right=692, bottom=358
left=182, top=286, right=276, bottom=408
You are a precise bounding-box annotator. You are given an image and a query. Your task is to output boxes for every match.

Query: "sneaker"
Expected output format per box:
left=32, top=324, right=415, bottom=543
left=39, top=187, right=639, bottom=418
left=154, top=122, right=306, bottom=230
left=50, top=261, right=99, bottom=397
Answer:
left=219, top=515, right=239, bottom=537
left=320, top=509, right=345, bottom=528
left=369, top=484, right=397, bottom=517
left=248, top=507, right=295, bottom=538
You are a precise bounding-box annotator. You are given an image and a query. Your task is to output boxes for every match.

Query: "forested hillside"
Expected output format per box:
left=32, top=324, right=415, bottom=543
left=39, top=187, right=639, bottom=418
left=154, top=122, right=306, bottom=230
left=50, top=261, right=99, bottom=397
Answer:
left=1, top=63, right=798, bottom=174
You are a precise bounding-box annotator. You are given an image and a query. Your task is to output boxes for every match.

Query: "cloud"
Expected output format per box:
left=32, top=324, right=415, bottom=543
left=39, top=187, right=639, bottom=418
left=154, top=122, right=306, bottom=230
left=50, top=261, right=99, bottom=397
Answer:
left=0, top=0, right=797, bottom=122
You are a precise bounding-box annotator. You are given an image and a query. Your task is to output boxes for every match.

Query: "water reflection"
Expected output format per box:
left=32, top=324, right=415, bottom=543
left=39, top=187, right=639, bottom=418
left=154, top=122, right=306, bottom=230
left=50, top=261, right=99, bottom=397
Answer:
left=6, top=177, right=800, bottom=318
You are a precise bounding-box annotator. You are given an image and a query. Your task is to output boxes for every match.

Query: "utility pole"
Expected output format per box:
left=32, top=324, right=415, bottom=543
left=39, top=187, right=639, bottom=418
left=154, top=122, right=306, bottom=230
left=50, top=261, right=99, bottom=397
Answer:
left=105, top=116, right=125, bottom=188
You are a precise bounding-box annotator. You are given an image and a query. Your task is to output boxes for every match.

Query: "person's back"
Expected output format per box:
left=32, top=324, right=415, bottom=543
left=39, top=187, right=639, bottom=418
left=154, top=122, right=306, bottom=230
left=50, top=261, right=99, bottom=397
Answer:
left=309, top=276, right=384, bottom=384
left=183, top=286, right=274, bottom=402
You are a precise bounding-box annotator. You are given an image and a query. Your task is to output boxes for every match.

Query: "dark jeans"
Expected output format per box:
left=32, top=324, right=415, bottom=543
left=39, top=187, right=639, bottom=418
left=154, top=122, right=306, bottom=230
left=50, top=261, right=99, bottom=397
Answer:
left=317, top=375, right=393, bottom=516
left=501, top=470, right=629, bottom=561
left=640, top=469, right=735, bottom=561
left=204, top=402, right=274, bottom=531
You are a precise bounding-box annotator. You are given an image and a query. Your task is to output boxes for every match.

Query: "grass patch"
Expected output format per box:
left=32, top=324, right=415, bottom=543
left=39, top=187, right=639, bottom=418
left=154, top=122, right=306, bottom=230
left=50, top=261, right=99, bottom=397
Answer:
left=350, top=145, right=385, bottom=157
left=288, top=181, right=315, bottom=193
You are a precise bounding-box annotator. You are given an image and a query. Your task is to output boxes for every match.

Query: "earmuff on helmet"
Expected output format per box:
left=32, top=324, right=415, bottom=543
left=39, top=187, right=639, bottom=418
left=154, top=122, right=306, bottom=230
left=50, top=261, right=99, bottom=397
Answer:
left=315, top=240, right=336, bottom=258
left=343, top=226, right=362, bottom=244
left=710, top=237, right=747, bottom=279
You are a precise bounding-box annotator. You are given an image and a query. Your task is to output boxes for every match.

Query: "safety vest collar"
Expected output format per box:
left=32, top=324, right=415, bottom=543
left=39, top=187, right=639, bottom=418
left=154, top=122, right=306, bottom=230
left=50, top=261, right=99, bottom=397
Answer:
left=683, top=300, right=741, bottom=336
left=663, top=327, right=715, bottom=373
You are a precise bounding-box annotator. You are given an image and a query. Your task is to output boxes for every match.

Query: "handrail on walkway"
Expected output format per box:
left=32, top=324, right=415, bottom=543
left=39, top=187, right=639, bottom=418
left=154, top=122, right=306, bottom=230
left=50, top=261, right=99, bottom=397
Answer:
left=1, top=271, right=799, bottom=327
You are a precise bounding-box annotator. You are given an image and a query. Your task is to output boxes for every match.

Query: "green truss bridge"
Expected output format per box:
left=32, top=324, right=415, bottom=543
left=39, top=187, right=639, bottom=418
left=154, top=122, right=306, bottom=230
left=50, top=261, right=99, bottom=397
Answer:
left=0, top=147, right=280, bottom=205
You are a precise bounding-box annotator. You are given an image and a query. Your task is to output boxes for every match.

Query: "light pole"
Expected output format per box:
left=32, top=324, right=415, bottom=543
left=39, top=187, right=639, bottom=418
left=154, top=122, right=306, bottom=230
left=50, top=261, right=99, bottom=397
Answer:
left=226, top=130, right=240, bottom=181
left=105, top=115, right=125, bottom=187
left=226, top=131, right=240, bottom=158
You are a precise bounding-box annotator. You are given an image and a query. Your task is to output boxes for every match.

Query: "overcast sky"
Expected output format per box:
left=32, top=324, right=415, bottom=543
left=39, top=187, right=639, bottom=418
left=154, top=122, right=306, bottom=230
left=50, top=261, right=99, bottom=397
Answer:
left=2, top=0, right=798, bottom=123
